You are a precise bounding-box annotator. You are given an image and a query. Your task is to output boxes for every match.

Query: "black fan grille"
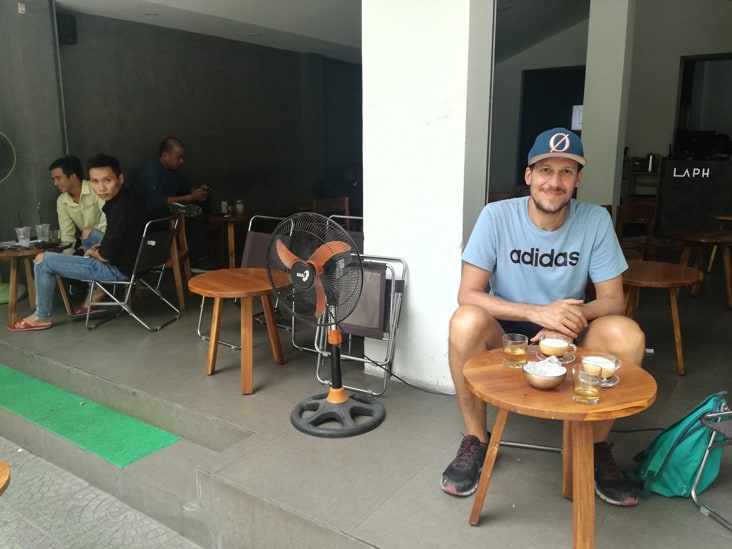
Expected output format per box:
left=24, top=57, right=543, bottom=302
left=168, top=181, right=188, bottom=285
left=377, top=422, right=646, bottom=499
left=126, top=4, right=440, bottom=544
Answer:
left=266, top=212, right=362, bottom=326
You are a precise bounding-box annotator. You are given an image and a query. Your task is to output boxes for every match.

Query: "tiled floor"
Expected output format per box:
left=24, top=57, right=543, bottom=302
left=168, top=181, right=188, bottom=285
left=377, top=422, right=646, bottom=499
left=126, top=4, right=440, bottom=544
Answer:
left=0, top=259, right=731, bottom=548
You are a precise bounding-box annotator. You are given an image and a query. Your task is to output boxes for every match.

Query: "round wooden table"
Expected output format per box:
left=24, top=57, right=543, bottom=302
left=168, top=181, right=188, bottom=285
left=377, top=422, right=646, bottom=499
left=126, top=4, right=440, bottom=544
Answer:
left=671, top=228, right=732, bottom=307
left=207, top=214, right=250, bottom=268
left=0, top=247, right=39, bottom=327
left=0, top=459, right=9, bottom=496
left=622, top=259, right=704, bottom=375
left=465, top=347, right=656, bottom=549
left=188, top=267, right=286, bottom=394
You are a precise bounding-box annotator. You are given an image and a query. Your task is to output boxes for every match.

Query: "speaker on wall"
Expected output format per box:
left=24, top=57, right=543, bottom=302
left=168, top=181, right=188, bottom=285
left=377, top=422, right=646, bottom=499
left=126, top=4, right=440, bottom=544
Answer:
left=56, top=13, right=77, bottom=45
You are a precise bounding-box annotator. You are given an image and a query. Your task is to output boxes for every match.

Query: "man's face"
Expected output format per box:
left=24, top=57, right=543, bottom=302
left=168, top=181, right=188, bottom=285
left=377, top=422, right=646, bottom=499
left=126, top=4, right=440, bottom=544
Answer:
left=50, top=167, right=78, bottom=193
left=89, top=166, right=124, bottom=202
left=525, top=157, right=583, bottom=215
left=161, top=145, right=185, bottom=170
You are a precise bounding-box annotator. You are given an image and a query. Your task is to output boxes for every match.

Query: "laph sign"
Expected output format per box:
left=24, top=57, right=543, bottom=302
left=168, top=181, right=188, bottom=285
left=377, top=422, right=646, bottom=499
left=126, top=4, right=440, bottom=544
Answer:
left=672, top=166, right=711, bottom=178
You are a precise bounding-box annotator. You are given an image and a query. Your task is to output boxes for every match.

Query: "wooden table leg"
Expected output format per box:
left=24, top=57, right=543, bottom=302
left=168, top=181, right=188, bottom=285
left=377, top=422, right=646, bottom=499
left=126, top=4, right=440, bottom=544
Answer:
left=55, top=275, right=73, bottom=317
left=723, top=245, right=732, bottom=308
left=562, top=421, right=573, bottom=498
left=206, top=297, right=223, bottom=375
left=22, top=258, right=35, bottom=307
left=668, top=287, right=685, bottom=375
left=227, top=222, right=236, bottom=269
left=571, top=421, right=595, bottom=549
left=624, top=286, right=639, bottom=317
left=261, top=293, right=284, bottom=364
left=7, top=257, right=19, bottom=326
left=470, top=407, right=509, bottom=526
left=240, top=296, right=254, bottom=394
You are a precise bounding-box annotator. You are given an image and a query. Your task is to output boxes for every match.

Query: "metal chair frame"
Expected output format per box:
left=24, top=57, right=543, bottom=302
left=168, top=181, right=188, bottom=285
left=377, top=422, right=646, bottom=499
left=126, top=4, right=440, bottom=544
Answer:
left=313, top=254, right=407, bottom=396
left=85, top=216, right=181, bottom=331
left=690, top=403, right=732, bottom=531
left=196, top=215, right=292, bottom=350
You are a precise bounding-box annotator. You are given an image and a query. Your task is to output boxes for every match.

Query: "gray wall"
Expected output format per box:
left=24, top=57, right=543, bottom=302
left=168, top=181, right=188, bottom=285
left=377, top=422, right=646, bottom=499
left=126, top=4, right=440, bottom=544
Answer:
left=0, top=0, right=65, bottom=244
left=58, top=13, right=362, bottom=216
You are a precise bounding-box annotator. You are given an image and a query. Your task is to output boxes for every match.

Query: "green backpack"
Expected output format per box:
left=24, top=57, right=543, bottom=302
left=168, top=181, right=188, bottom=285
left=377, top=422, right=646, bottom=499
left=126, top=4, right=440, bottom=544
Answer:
left=633, top=391, right=728, bottom=498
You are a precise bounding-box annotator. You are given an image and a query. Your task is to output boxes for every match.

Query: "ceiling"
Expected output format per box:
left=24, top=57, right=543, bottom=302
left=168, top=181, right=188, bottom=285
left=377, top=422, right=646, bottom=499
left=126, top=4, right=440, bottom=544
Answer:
left=55, top=0, right=589, bottom=64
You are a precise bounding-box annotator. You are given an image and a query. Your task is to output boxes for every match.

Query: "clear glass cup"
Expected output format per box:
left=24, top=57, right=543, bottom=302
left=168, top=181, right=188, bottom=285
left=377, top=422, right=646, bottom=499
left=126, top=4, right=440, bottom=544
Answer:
left=539, top=335, right=576, bottom=358
left=14, top=226, right=31, bottom=247
left=35, top=223, right=50, bottom=242
left=502, top=333, right=528, bottom=368
left=573, top=356, right=603, bottom=404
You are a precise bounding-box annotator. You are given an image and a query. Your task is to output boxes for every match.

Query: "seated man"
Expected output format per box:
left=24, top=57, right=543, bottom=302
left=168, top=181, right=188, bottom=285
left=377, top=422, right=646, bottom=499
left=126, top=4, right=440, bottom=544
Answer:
left=441, top=128, right=645, bottom=507
left=50, top=154, right=107, bottom=254
left=135, top=136, right=212, bottom=268
left=135, top=136, right=209, bottom=218
left=9, top=153, right=150, bottom=331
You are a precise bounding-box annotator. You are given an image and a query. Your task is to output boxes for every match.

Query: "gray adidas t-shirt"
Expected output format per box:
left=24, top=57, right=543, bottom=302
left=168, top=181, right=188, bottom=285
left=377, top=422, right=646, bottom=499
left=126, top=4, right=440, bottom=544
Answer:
left=462, top=197, right=626, bottom=305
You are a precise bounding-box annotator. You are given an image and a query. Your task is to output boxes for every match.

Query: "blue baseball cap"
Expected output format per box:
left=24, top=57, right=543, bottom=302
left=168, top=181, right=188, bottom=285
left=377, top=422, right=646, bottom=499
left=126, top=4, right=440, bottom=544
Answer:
left=527, top=128, right=587, bottom=167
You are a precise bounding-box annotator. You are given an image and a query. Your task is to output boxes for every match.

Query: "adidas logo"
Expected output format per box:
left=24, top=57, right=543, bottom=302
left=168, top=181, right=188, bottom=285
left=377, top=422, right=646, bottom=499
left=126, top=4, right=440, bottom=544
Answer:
left=509, top=248, right=580, bottom=267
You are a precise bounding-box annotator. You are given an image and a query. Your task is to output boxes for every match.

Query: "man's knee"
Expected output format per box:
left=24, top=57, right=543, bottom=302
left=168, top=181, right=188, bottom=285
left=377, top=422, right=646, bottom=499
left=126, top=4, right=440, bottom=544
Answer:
left=34, top=252, right=45, bottom=264
left=449, top=305, right=501, bottom=349
left=583, top=315, right=645, bottom=362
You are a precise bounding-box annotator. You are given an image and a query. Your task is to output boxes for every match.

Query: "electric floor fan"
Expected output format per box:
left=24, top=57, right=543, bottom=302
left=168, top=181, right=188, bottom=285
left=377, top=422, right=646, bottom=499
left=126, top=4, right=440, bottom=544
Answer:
left=266, top=212, right=385, bottom=437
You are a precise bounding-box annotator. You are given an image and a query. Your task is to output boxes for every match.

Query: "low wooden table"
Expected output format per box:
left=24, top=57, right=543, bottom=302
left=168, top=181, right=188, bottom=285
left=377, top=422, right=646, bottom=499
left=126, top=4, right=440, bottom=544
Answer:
left=706, top=213, right=732, bottom=272
left=188, top=267, right=286, bottom=394
left=465, top=347, right=656, bottom=549
left=672, top=228, right=732, bottom=307
left=622, top=259, right=704, bottom=375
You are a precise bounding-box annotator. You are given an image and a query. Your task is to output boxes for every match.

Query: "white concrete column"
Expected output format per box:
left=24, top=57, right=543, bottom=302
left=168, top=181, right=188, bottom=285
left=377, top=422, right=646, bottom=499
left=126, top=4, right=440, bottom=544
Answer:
left=579, top=0, right=635, bottom=207
left=362, top=1, right=494, bottom=391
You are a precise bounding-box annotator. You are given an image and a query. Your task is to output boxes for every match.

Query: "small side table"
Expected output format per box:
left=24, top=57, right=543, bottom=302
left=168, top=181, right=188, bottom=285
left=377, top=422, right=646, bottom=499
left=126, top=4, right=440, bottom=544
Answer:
left=706, top=213, right=732, bottom=272
left=465, top=347, right=656, bottom=549
left=622, top=259, right=703, bottom=375
left=188, top=268, right=286, bottom=394
left=207, top=214, right=250, bottom=268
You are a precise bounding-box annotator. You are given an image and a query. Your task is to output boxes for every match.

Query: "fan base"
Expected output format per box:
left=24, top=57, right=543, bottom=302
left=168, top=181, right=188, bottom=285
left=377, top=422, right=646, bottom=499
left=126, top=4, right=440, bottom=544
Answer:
left=290, top=391, right=385, bottom=438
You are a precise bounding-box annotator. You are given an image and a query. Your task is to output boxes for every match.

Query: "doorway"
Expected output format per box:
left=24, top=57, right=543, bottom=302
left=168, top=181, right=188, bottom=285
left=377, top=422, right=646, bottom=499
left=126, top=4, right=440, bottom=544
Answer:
left=517, top=66, right=586, bottom=179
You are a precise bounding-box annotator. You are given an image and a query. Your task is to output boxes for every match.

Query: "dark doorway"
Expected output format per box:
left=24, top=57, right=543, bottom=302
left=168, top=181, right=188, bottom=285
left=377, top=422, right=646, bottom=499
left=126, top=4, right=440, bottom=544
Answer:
left=517, top=66, right=586, bottom=181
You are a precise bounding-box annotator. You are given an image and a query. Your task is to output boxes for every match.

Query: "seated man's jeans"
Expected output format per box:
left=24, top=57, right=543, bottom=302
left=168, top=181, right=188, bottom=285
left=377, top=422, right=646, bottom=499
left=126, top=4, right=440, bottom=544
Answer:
left=81, top=229, right=104, bottom=251
left=33, top=251, right=128, bottom=319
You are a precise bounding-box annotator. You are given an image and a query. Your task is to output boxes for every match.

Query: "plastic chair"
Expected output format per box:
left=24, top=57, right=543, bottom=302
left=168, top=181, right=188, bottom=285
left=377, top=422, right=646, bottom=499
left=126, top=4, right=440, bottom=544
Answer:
left=84, top=216, right=181, bottom=331
left=690, top=402, right=732, bottom=531
left=313, top=254, right=407, bottom=396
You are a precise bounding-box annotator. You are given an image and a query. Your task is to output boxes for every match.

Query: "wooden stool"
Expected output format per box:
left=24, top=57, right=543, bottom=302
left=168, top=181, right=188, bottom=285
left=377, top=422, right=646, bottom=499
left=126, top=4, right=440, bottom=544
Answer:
left=0, top=459, right=9, bottom=496
left=167, top=214, right=191, bottom=311
left=623, top=259, right=704, bottom=375
left=672, top=228, right=732, bottom=307
left=188, top=268, right=286, bottom=394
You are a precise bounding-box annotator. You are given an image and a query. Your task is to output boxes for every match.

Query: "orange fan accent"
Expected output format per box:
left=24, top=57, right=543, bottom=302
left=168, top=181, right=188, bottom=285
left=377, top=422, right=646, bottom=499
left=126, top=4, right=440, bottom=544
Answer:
left=275, top=239, right=352, bottom=318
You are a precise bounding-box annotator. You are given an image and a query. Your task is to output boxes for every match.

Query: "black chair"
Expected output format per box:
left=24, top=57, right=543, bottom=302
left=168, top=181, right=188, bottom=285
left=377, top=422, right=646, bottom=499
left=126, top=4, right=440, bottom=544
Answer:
left=84, top=216, right=181, bottom=331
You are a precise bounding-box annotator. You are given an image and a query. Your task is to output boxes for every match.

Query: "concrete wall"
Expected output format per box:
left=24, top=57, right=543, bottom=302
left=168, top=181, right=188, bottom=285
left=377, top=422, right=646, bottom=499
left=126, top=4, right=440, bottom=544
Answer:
left=625, top=0, right=732, bottom=158
left=0, top=0, right=65, bottom=245
left=58, top=13, right=360, bottom=216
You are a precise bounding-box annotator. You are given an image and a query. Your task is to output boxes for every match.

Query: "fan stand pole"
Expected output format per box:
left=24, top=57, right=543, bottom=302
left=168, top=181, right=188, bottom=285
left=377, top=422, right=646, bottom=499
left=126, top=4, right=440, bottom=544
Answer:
left=289, top=327, right=386, bottom=438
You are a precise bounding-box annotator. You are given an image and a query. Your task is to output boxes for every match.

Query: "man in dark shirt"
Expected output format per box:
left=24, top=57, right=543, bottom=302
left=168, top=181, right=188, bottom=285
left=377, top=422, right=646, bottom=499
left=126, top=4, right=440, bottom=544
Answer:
left=9, top=153, right=150, bottom=331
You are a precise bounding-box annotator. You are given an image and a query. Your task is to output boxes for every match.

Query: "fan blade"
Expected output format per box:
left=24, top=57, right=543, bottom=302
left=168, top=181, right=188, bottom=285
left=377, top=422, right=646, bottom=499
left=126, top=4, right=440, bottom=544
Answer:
left=314, top=275, right=326, bottom=317
left=276, top=239, right=301, bottom=269
left=308, top=241, right=351, bottom=273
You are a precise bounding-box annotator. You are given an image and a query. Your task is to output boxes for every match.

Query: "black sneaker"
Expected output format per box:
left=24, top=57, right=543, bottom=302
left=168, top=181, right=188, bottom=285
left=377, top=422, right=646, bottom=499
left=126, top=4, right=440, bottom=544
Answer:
left=169, top=202, right=202, bottom=217
left=594, top=441, right=639, bottom=506
left=440, top=434, right=489, bottom=497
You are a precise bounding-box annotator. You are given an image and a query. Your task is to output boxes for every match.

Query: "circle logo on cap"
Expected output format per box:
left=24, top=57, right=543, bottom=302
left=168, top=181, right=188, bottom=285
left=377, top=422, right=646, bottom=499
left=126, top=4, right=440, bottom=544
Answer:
left=548, top=132, right=571, bottom=153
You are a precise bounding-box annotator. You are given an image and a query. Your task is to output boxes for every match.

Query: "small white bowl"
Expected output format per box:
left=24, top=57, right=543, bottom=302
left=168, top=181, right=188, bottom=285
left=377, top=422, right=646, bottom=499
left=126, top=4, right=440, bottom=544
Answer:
left=523, top=361, right=567, bottom=390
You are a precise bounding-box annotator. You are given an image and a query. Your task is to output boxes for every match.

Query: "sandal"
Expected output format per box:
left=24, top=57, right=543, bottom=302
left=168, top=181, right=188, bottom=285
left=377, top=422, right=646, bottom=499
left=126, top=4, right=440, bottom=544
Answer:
left=8, top=318, right=53, bottom=332
left=71, top=306, right=104, bottom=318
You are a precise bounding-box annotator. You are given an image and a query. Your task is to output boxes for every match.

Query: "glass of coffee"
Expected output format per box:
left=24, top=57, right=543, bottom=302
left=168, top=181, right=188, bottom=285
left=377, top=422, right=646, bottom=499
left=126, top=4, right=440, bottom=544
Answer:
left=539, top=335, right=576, bottom=358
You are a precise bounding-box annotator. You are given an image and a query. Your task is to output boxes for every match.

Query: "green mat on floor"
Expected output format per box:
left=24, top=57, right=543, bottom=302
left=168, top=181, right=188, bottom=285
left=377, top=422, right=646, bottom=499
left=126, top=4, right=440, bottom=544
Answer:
left=0, top=365, right=179, bottom=467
